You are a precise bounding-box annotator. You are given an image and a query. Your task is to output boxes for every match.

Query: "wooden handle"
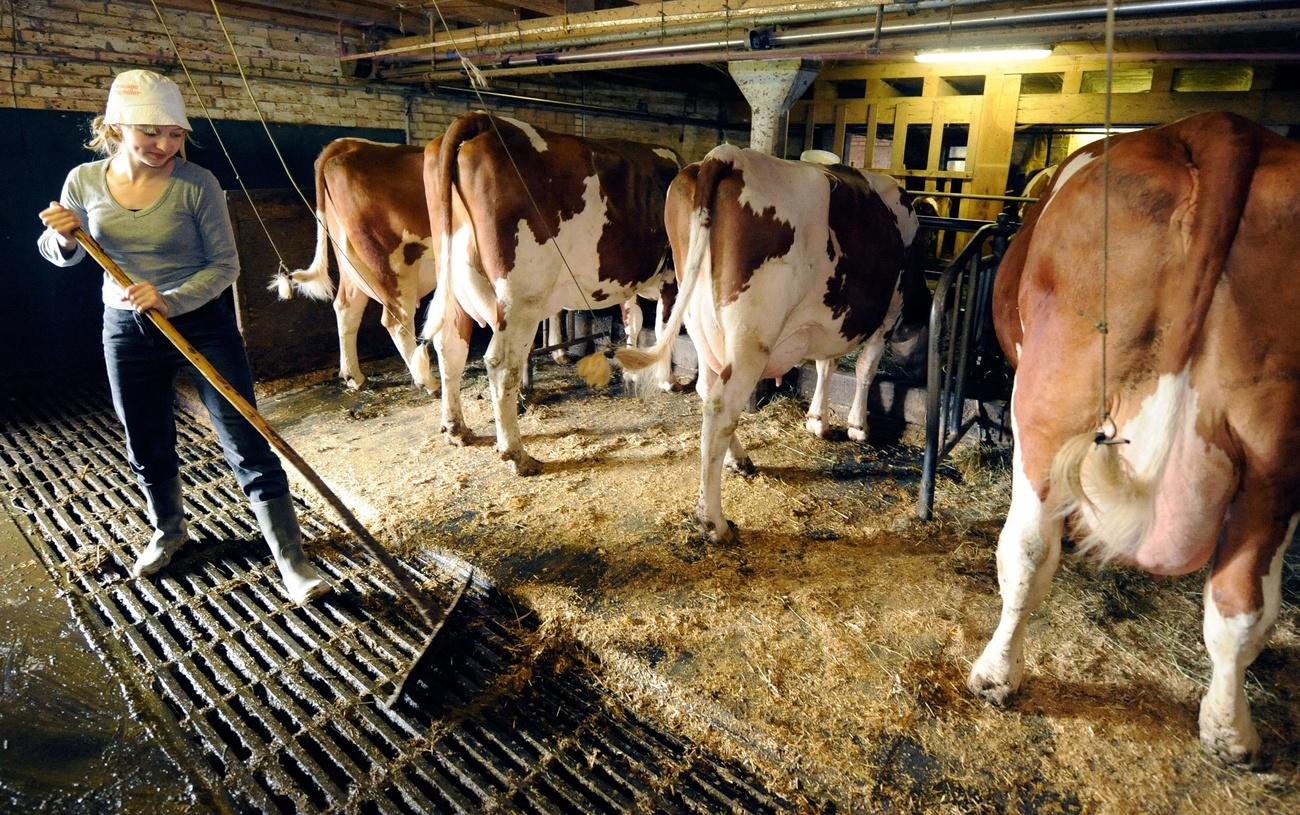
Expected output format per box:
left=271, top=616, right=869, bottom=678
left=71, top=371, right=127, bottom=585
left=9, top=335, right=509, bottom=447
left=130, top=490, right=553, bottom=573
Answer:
left=73, top=228, right=444, bottom=633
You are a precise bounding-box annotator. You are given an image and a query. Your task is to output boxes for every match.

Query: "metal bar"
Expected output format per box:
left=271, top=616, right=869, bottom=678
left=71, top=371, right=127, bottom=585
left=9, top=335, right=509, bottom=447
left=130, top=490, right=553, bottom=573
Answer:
left=917, top=221, right=1004, bottom=520
left=530, top=330, right=610, bottom=357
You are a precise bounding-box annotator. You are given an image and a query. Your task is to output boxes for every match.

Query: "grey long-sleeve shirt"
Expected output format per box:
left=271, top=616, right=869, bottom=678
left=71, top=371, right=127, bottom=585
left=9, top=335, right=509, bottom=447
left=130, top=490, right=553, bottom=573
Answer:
left=37, top=158, right=240, bottom=317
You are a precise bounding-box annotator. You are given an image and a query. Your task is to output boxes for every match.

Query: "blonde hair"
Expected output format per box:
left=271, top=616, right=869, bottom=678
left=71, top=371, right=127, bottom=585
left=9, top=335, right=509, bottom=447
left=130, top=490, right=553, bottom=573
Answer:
left=87, top=115, right=191, bottom=159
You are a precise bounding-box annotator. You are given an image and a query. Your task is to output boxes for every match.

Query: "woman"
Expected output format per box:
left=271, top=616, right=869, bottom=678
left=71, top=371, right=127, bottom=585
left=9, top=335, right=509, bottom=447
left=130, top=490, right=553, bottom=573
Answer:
left=37, top=69, right=330, bottom=604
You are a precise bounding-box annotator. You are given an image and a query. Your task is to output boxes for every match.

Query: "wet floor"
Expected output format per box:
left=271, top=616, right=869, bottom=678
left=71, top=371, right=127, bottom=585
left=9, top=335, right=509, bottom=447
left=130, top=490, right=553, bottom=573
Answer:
left=0, top=383, right=789, bottom=813
left=0, top=506, right=201, bottom=813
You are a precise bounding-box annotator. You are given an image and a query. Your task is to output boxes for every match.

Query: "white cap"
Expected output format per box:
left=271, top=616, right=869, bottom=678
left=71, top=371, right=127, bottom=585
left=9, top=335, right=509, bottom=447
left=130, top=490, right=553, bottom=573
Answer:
left=103, top=69, right=191, bottom=130
left=800, top=149, right=841, bottom=165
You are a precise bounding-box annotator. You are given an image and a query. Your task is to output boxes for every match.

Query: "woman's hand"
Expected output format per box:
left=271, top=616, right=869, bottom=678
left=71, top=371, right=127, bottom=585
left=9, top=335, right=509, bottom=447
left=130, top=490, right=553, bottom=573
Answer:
left=39, top=200, right=81, bottom=245
left=122, top=281, right=170, bottom=317
left=39, top=202, right=82, bottom=253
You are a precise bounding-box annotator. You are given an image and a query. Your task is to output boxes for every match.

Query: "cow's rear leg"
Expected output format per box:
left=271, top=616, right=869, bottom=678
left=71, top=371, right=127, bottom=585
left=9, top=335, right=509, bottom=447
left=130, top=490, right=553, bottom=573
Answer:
left=697, top=344, right=765, bottom=544
left=846, top=329, right=889, bottom=442
left=619, top=299, right=647, bottom=390
left=805, top=359, right=836, bottom=438
left=485, top=321, right=542, bottom=476
left=333, top=277, right=368, bottom=390
left=431, top=292, right=474, bottom=446
left=545, top=313, right=569, bottom=364
left=1198, top=503, right=1295, bottom=767
left=968, top=414, right=1063, bottom=703
left=653, top=295, right=685, bottom=391
left=381, top=286, right=438, bottom=394
left=697, top=364, right=753, bottom=474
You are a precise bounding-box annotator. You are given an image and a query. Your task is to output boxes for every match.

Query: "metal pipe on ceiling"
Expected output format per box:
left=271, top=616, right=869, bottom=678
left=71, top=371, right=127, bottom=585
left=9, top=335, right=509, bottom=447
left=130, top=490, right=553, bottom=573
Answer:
left=346, top=0, right=1001, bottom=62
left=379, top=0, right=1289, bottom=81
left=394, top=7, right=1299, bottom=83
left=514, top=0, right=1273, bottom=68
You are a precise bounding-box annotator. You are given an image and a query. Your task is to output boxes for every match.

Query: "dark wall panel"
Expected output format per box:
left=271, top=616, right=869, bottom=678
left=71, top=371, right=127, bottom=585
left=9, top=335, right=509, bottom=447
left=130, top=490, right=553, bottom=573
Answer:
left=0, top=106, right=403, bottom=390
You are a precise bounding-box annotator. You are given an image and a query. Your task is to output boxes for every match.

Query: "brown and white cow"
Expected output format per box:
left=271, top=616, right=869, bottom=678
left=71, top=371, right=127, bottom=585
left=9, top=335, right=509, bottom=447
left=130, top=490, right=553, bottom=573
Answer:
left=967, top=112, right=1300, bottom=765
left=278, top=138, right=576, bottom=393
left=421, top=112, right=681, bottom=474
left=618, top=145, right=929, bottom=544
left=275, top=139, right=439, bottom=392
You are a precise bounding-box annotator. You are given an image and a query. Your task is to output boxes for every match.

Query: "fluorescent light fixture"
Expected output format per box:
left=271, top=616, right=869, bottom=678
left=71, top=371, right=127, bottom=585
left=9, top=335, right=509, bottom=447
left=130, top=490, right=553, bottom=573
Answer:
left=915, top=47, right=1052, bottom=64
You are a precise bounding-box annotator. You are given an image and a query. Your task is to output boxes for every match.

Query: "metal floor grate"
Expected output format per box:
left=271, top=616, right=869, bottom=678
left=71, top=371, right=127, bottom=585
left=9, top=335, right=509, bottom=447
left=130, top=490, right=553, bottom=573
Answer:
left=0, top=385, right=786, bottom=814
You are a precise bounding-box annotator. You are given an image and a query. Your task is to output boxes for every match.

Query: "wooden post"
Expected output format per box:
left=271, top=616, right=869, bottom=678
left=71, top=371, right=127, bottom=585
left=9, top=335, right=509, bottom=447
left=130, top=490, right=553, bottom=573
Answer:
left=965, top=72, right=1022, bottom=222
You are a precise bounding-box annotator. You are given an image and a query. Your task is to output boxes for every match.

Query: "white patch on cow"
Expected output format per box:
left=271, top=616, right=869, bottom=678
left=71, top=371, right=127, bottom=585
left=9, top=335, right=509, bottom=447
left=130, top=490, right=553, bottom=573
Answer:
left=511, top=173, right=610, bottom=315
left=968, top=386, right=1062, bottom=704
left=1070, top=365, right=1187, bottom=555
left=1039, top=151, right=1098, bottom=219
left=499, top=116, right=548, bottom=153
left=653, top=147, right=679, bottom=166
left=734, top=155, right=815, bottom=241
left=1199, top=535, right=1283, bottom=768
left=386, top=230, right=434, bottom=276
left=860, top=171, right=919, bottom=246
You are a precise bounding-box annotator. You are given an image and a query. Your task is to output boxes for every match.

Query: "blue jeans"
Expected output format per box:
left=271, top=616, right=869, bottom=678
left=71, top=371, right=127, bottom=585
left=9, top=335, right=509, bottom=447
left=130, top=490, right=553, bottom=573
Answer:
left=102, top=297, right=289, bottom=503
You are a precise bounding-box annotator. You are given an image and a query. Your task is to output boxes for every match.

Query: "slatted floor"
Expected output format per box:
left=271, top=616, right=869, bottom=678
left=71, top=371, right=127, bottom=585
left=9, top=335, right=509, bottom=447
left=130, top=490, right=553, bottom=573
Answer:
left=0, top=384, right=786, bottom=814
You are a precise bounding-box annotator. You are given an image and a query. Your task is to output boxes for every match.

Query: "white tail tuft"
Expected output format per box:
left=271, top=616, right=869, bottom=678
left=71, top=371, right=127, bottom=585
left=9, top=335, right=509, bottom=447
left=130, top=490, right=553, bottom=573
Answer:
left=1049, top=430, right=1153, bottom=564
left=269, top=272, right=294, bottom=301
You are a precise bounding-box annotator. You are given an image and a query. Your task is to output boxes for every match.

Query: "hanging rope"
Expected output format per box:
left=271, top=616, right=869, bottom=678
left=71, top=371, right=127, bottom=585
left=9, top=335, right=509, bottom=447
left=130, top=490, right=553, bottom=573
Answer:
left=148, top=0, right=290, bottom=280
left=424, top=0, right=603, bottom=327
left=207, top=1, right=317, bottom=219
left=1095, top=0, right=1121, bottom=445
left=154, top=1, right=433, bottom=348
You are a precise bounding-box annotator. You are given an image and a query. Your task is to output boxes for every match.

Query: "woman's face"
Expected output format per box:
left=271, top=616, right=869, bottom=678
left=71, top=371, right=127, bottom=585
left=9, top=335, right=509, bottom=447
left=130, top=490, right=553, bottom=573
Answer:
left=119, top=124, right=187, bottom=167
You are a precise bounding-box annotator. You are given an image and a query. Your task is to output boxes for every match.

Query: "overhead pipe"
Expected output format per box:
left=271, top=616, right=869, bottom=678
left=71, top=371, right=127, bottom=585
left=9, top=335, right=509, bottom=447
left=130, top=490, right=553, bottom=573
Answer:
left=505, top=0, right=1274, bottom=69
left=347, top=0, right=1003, bottom=63
left=392, top=7, right=1299, bottom=83
left=379, top=0, right=1290, bottom=82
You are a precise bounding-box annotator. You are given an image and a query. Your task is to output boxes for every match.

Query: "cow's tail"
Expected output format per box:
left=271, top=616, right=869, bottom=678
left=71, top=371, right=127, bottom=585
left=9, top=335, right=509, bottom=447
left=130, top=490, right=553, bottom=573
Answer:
left=615, top=146, right=736, bottom=378
left=272, top=147, right=337, bottom=301
left=1047, top=429, right=1155, bottom=563
left=421, top=114, right=492, bottom=345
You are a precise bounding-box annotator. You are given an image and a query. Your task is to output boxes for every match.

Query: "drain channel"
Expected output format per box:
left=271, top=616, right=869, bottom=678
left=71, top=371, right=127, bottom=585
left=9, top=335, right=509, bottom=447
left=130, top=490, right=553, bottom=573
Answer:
left=1, top=385, right=787, bottom=814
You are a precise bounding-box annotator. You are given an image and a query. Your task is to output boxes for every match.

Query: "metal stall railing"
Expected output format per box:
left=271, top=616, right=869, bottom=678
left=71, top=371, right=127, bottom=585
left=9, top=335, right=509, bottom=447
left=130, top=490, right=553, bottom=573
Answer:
left=915, top=212, right=1019, bottom=521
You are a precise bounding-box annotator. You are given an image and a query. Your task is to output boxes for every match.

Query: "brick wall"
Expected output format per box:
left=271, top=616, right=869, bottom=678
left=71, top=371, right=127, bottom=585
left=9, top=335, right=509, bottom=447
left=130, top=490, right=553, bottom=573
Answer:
left=1, top=0, right=744, bottom=160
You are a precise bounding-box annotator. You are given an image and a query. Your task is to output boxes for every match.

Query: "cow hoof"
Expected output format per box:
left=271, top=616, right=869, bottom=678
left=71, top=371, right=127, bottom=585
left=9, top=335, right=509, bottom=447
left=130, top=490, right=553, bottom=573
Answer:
left=805, top=416, right=833, bottom=439
left=1199, top=701, right=1263, bottom=768
left=442, top=424, right=473, bottom=447
left=847, top=425, right=867, bottom=443
left=700, top=519, right=739, bottom=547
left=662, top=376, right=692, bottom=393
left=552, top=352, right=571, bottom=365
left=503, top=451, right=542, bottom=476
left=967, top=659, right=1018, bottom=705
left=725, top=456, right=757, bottom=477
left=343, top=375, right=365, bottom=391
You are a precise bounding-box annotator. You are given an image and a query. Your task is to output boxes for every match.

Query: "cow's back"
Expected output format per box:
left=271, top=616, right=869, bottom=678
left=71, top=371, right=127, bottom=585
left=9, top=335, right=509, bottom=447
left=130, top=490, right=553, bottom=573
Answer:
left=325, top=139, right=428, bottom=244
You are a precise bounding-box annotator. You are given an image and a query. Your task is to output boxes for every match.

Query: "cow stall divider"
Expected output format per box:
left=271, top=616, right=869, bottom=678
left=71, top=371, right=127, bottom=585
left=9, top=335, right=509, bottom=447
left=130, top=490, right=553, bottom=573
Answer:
left=72, top=228, right=466, bottom=706
left=914, top=210, right=1021, bottom=521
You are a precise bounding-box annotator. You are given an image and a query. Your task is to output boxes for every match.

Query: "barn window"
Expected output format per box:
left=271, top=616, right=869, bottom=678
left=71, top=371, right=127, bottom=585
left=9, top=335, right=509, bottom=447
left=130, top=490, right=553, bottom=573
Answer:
left=1021, top=72, right=1064, bottom=94
left=1172, top=65, right=1253, bottom=92
left=940, top=75, right=985, bottom=95
left=834, top=79, right=867, bottom=99
left=1080, top=67, right=1153, bottom=93
left=882, top=77, right=924, bottom=97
